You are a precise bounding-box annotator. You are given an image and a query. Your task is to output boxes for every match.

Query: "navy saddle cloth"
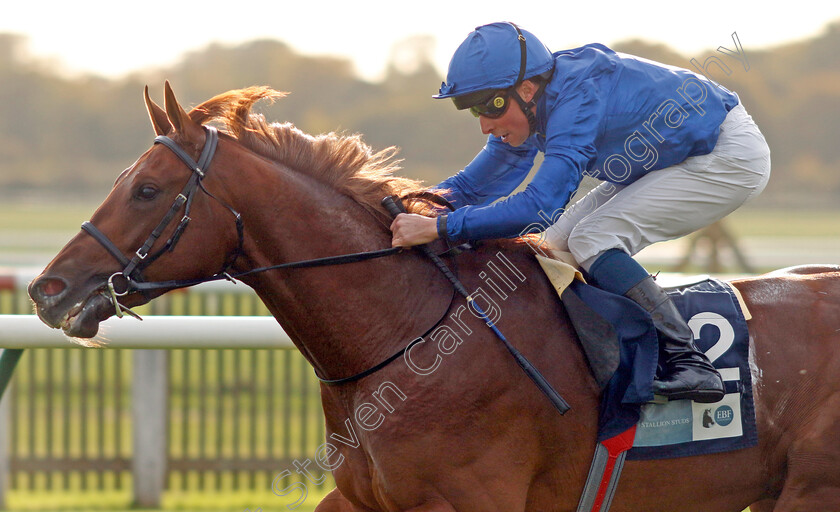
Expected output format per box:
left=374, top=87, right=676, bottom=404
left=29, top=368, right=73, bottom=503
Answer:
left=562, top=276, right=757, bottom=459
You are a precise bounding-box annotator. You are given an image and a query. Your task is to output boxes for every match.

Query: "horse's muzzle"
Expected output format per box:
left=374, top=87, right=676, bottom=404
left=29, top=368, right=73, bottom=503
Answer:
left=28, top=274, right=114, bottom=338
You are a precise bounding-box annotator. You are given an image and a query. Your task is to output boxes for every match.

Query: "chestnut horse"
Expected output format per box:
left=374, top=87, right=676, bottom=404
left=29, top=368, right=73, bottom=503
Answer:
left=28, top=83, right=840, bottom=512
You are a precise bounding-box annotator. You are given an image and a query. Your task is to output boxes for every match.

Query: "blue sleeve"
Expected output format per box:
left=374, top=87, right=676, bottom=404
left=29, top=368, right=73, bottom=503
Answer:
left=442, top=76, right=605, bottom=241
left=443, top=153, right=582, bottom=240
left=434, top=136, right=538, bottom=208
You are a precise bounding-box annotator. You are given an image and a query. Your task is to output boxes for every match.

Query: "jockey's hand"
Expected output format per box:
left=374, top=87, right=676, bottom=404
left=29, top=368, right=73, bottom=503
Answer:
left=389, top=213, right=439, bottom=247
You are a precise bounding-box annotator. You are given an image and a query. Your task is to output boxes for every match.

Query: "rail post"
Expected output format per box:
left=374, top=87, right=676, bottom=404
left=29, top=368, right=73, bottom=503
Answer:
left=131, top=349, right=168, bottom=507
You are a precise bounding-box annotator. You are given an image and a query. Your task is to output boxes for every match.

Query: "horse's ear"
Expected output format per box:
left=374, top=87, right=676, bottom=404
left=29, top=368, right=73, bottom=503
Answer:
left=144, top=85, right=171, bottom=136
left=163, top=80, right=203, bottom=140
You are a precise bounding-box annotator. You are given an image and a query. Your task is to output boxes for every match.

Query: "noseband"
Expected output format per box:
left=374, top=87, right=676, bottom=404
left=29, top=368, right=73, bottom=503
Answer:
left=81, top=126, right=244, bottom=318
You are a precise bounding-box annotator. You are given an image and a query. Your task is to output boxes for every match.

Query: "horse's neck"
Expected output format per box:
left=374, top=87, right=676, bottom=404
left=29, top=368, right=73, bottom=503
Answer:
left=230, top=166, right=448, bottom=379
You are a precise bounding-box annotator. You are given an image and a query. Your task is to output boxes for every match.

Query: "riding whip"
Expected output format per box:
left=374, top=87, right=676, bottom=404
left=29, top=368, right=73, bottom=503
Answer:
left=382, top=196, right=570, bottom=414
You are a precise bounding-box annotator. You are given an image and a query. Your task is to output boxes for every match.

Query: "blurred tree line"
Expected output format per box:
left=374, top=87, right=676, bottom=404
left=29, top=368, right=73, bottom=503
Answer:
left=1, top=23, right=839, bottom=208
left=0, top=33, right=484, bottom=202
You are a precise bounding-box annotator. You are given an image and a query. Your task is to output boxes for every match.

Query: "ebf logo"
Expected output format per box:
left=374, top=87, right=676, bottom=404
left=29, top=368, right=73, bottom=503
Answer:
left=702, top=405, right=735, bottom=428
left=715, top=405, right=734, bottom=426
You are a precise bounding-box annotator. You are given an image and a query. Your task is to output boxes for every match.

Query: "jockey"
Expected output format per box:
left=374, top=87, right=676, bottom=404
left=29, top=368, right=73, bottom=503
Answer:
left=388, top=22, right=771, bottom=404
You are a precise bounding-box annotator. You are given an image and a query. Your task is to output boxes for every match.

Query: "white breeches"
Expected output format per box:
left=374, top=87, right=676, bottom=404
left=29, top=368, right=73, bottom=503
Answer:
left=545, top=103, right=771, bottom=270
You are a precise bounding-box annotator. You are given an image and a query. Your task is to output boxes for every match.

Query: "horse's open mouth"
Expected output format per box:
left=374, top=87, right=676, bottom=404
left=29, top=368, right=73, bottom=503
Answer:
left=54, top=292, right=115, bottom=338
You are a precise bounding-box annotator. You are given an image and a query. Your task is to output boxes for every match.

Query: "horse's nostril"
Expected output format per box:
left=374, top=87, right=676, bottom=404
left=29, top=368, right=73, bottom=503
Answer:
left=35, top=277, right=68, bottom=298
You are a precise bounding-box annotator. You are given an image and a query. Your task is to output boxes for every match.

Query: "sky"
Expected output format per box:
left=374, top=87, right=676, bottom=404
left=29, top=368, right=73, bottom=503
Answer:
left=1, top=1, right=839, bottom=82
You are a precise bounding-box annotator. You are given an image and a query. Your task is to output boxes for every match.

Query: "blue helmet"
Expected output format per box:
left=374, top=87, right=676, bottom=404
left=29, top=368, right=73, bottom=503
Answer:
left=434, top=22, right=554, bottom=105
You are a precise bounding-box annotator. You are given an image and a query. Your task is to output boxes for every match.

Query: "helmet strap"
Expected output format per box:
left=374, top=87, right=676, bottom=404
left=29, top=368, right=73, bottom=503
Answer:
left=511, top=79, right=548, bottom=136
left=509, top=22, right=528, bottom=85
left=507, top=22, right=543, bottom=136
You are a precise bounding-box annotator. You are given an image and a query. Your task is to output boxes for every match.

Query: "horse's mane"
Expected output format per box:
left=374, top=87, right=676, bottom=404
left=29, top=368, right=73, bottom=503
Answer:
left=189, top=86, right=430, bottom=217
left=188, top=86, right=545, bottom=254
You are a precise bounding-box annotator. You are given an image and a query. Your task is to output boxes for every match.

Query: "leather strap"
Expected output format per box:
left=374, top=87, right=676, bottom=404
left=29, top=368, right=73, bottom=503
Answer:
left=153, top=126, right=218, bottom=176
left=81, top=221, right=131, bottom=268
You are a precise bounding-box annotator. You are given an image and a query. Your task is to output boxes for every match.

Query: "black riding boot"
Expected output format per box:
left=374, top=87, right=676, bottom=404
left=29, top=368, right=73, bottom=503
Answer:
left=624, top=275, right=725, bottom=403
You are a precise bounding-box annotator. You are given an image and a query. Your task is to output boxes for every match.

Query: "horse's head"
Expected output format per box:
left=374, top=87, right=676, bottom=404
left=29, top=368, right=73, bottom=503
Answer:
left=29, top=82, right=243, bottom=338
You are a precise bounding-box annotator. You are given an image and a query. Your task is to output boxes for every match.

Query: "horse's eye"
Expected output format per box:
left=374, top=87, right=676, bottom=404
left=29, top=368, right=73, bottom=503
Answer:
left=135, top=184, right=159, bottom=201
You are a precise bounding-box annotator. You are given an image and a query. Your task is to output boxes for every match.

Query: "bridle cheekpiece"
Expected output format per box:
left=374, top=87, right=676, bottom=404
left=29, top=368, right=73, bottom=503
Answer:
left=81, top=126, right=244, bottom=319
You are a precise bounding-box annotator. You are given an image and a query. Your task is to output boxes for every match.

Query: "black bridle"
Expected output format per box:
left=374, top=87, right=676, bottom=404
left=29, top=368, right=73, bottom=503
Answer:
left=78, top=128, right=454, bottom=386
left=81, top=126, right=244, bottom=318
left=78, top=131, right=569, bottom=415
left=81, top=126, right=408, bottom=320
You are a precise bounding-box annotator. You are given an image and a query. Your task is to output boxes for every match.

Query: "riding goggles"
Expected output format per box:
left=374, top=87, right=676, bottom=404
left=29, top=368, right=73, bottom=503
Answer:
left=469, top=91, right=511, bottom=118
left=451, top=89, right=511, bottom=118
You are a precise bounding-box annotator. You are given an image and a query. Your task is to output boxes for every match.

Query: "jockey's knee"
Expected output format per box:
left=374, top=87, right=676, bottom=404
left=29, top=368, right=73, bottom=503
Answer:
left=567, top=228, right=611, bottom=272
left=544, top=222, right=570, bottom=252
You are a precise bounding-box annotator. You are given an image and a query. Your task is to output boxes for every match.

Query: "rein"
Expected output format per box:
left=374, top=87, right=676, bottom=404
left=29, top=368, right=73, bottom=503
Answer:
left=82, top=126, right=413, bottom=315
left=317, top=284, right=457, bottom=385
left=79, top=128, right=461, bottom=386
left=382, top=197, right=571, bottom=415
left=82, top=127, right=464, bottom=304
left=81, top=129, right=559, bottom=406
left=124, top=245, right=404, bottom=293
